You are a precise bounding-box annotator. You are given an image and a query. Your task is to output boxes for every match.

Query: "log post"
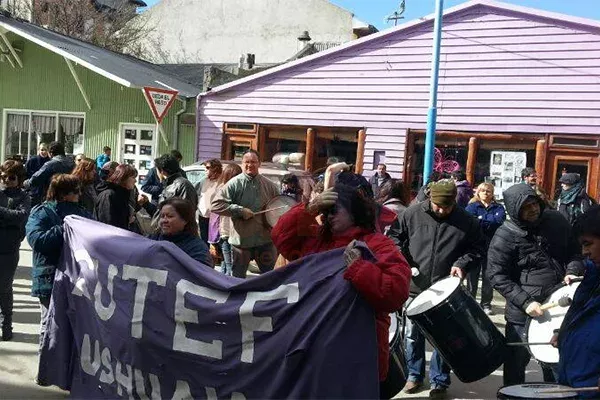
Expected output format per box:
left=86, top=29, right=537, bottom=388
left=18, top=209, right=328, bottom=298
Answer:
left=355, top=129, right=367, bottom=175
left=466, top=137, right=478, bottom=185
left=535, top=139, right=547, bottom=187
left=305, top=128, right=315, bottom=172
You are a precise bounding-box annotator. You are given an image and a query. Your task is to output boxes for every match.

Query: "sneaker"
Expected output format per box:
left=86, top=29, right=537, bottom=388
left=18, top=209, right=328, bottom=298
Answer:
left=402, top=380, right=423, bottom=394
left=483, top=306, right=494, bottom=316
left=429, top=386, right=448, bottom=399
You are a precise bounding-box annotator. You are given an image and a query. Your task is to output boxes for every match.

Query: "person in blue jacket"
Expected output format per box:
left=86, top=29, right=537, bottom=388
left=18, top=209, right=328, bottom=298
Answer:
left=465, top=182, right=506, bottom=315
left=26, top=173, right=91, bottom=368
left=557, top=205, right=600, bottom=397
left=149, top=197, right=212, bottom=267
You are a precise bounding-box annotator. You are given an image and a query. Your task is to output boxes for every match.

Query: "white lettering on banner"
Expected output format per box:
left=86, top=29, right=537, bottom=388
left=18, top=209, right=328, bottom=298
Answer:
left=172, top=380, right=193, bottom=400
left=100, top=347, right=114, bottom=384
left=95, top=264, right=118, bottom=321
left=239, top=283, right=300, bottom=363
left=173, top=280, right=229, bottom=359
left=116, top=360, right=133, bottom=398
left=122, top=265, right=168, bottom=339
left=135, top=369, right=162, bottom=400
left=72, top=249, right=95, bottom=300
left=81, top=334, right=101, bottom=376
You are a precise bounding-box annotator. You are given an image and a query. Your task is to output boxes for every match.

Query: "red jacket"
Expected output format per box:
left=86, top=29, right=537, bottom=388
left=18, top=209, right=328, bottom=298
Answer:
left=271, top=204, right=411, bottom=381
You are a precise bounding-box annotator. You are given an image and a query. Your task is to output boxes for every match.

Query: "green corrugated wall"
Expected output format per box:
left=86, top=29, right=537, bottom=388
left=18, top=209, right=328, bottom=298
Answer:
left=0, top=32, right=198, bottom=164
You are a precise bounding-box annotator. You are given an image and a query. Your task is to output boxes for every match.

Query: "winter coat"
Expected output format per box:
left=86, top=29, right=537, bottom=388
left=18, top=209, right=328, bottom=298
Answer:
left=382, top=198, right=406, bottom=220
left=79, top=183, right=97, bottom=214
left=271, top=203, right=411, bottom=381
left=144, top=172, right=198, bottom=217
left=28, top=155, right=75, bottom=204
left=487, top=184, right=584, bottom=325
left=558, top=261, right=600, bottom=397
left=557, top=184, right=595, bottom=226
left=25, top=155, right=50, bottom=179
left=211, top=173, right=279, bottom=248
left=0, top=187, right=31, bottom=254
left=369, top=172, right=391, bottom=198
left=465, top=201, right=506, bottom=245
left=26, top=201, right=90, bottom=298
left=149, top=232, right=213, bottom=267
left=389, top=200, right=486, bottom=295
left=141, top=167, right=163, bottom=204
left=94, top=181, right=132, bottom=230
left=95, top=154, right=110, bottom=171
left=455, top=180, right=473, bottom=208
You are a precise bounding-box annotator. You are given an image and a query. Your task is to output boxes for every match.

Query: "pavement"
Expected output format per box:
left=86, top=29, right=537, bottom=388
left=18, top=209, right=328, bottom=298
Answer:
left=0, top=242, right=546, bottom=400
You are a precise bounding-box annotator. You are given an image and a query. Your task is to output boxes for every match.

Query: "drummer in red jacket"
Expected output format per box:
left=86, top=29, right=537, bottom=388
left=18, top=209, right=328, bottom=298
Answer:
left=271, top=183, right=412, bottom=384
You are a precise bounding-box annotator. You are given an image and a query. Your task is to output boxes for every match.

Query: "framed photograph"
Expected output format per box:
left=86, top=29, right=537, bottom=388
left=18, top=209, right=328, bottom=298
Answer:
left=504, top=162, right=514, bottom=172
left=492, top=154, right=502, bottom=166
left=124, top=159, right=136, bottom=166
left=140, top=130, right=153, bottom=141
left=125, top=144, right=136, bottom=154
left=125, top=129, right=137, bottom=140
left=140, top=145, right=152, bottom=155
left=139, top=160, right=151, bottom=170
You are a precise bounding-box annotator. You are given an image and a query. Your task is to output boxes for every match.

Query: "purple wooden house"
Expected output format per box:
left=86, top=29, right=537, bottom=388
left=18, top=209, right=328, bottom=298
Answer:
left=197, top=0, right=600, bottom=200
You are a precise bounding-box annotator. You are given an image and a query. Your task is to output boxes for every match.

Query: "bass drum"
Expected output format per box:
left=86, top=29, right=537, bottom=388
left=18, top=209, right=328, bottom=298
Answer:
left=263, top=195, right=298, bottom=228
left=406, top=277, right=506, bottom=383
left=526, top=282, right=580, bottom=364
left=379, top=312, right=408, bottom=399
left=497, top=383, right=578, bottom=399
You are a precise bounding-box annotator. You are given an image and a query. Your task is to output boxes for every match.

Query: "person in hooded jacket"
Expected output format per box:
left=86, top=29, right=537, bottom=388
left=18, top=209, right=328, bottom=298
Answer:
left=451, top=170, right=473, bottom=208
left=557, top=173, right=595, bottom=227
left=487, top=183, right=584, bottom=386
left=94, top=164, right=137, bottom=230
left=25, top=141, right=75, bottom=206
left=375, top=179, right=407, bottom=232
left=0, top=160, right=31, bottom=341
left=271, top=183, right=411, bottom=388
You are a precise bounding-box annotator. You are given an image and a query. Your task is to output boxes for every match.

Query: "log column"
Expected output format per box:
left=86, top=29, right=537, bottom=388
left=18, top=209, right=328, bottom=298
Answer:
left=466, top=137, right=478, bottom=185
left=305, top=128, right=316, bottom=172
left=535, top=139, right=547, bottom=187
left=355, top=129, right=367, bottom=175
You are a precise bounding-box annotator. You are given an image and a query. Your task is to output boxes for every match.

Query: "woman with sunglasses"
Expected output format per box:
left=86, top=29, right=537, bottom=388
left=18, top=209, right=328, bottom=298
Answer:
left=0, top=160, right=31, bottom=341
left=26, top=174, right=90, bottom=368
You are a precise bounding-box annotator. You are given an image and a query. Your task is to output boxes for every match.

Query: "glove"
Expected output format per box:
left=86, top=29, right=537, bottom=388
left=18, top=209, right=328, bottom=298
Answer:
left=525, top=301, right=544, bottom=317
left=241, top=208, right=254, bottom=220
left=343, top=240, right=363, bottom=267
left=306, top=189, right=338, bottom=215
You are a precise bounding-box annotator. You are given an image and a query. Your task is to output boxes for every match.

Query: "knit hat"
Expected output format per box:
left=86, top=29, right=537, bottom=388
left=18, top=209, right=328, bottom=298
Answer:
left=558, top=173, right=581, bottom=185
left=429, top=179, right=457, bottom=207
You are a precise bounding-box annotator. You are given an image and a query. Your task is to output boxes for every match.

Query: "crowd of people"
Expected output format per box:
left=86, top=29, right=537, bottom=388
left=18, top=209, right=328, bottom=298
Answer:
left=0, top=143, right=599, bottom=398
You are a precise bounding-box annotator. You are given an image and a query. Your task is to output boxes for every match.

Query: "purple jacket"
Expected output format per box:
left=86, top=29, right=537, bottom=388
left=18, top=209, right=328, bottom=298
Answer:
left=455, top=180, right=473, bottom=208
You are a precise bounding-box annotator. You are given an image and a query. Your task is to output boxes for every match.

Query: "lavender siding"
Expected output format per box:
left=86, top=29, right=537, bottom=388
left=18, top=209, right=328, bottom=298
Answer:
left=197, top=2, right=600, bottom=177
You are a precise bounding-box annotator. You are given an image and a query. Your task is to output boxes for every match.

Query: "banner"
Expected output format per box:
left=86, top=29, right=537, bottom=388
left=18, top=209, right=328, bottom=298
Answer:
left=39, top=216, right=378, bottom=399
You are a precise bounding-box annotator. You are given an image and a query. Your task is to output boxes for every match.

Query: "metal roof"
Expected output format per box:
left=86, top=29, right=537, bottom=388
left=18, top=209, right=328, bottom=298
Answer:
left=0, top=14, right=200, bottom=98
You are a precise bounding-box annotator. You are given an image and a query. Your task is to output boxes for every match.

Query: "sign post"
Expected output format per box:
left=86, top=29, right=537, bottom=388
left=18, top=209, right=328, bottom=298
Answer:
left=142, top=87, right=179, bottom=148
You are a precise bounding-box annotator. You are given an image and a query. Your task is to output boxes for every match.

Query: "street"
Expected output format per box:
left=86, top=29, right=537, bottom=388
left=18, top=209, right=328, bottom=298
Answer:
left=0, top=243, right=545, bottom=400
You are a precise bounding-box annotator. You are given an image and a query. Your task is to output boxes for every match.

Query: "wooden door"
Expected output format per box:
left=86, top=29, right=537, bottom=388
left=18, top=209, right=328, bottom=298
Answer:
left=547, top=151, right=600, bottom=201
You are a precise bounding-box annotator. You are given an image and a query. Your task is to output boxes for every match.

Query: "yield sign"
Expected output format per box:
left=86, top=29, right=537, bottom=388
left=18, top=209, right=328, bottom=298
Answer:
left=143, top=87, right=179, bottom=124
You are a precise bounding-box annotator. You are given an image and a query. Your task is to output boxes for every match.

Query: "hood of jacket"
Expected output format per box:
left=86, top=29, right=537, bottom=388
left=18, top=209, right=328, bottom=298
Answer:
left=455, top=180, right=472, bottom=188
left=503, top=183, right=545, bottom=228
left=96, top=181, right=129, bottom=196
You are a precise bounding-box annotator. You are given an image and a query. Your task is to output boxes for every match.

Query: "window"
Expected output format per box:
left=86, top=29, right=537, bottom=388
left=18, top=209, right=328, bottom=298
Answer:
left=551, top=136, right=599, bottom=148
left=224, top=123, right=257, bottom=133
left=3, top=110, right=85, bottom=161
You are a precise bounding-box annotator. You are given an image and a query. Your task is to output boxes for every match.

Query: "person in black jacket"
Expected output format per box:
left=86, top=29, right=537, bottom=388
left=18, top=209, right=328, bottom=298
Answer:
left=389, top=179, right=485, bottom=397
left=94, top=164, right=137, bottom=230
left=0, top=160, right=31, bottom=341
left=25, top=143, right=50, bottom=179
left=557, top=173, right=595, bottom=227
left=487, top=183, right=584, bottom=386
left=25, top=141, right=75, bottom=206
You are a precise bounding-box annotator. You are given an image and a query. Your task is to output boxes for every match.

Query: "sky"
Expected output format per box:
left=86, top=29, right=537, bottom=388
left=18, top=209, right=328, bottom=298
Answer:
left=140, top=0, right=600, bottom=30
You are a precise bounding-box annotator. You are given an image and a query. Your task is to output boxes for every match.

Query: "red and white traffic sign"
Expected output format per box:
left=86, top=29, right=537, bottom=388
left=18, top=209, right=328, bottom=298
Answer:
left=143, top=87, right=179, bottom=124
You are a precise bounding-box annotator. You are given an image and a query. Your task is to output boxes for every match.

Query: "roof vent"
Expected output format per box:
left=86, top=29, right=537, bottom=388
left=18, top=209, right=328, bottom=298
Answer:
left=298, top=31, right=311, bottom=42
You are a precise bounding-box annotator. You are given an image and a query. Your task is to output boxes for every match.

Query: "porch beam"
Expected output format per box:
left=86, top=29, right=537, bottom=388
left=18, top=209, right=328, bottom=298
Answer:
left=0, top=31, right=22, bottom=68
left=305, top=128, right=315, bottom=172
left=64, top=57, right=92, bottom=110
left=535, top=139, right=547, bottom=187
left=0, top=40, right=16, bottom=68
left=355, top=129, right=366, bottom=175
left=466, top=137, right=478, bottom=185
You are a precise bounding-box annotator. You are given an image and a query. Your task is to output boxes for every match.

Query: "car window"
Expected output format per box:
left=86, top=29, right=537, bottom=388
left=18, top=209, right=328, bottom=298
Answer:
left=186, top=169, right=206, bottom=187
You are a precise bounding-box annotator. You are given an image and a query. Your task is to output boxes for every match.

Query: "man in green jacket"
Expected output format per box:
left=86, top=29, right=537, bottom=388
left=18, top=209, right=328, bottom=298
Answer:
left=211, top=150, right=279, bottom=278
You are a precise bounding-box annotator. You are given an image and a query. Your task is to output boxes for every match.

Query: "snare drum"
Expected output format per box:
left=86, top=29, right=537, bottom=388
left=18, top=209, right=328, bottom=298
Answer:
left=263, top=195, right=297, bottom=228
left=380, top=312, right=408, bottom=399
left=497, top=383, right=578, bottom=399
left=406, top=277, right=506, bottom=383
left=526, top=282, right=580, bottom=364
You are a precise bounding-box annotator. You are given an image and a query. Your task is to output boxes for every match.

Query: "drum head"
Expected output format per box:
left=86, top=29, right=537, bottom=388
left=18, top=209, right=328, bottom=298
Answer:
left=406, top=277, right=461, bottom=317
left=498, top=383, right=578, bottom=399
left=264, top=195, right=297, bottom=228
left=527, top=283, right=580, bottom=364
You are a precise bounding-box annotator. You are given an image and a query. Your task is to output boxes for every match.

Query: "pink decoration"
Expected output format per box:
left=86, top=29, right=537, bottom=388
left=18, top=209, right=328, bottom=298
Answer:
left=433, top=148, right=460, bottom=174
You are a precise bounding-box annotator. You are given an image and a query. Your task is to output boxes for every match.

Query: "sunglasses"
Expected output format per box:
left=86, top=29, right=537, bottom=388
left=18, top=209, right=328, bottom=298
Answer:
left=0, top=175, right=17, bottom=182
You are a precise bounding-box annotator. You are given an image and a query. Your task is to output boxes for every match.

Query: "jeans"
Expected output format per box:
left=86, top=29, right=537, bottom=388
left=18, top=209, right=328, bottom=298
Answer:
left=231, top=243, right=278, bottom=278
left=220, top=238, right=233, bottom=276
left=467, top=257, right=493, bottom=308
left=404, top=300, right=451, bottom=388
left=504, top=322, right=556, bottom=386
left=0, top=251, right=19, bottom=331
left=39, top=296, right=51, bottom=355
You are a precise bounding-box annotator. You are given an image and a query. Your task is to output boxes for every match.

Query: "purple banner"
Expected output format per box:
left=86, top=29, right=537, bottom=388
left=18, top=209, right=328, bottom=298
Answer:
left=39, top=216, right=378, bottom=399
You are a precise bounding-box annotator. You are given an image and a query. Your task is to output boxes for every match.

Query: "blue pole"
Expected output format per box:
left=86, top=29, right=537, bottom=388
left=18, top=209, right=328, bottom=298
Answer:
left=423, top=0, right=444, bottom=184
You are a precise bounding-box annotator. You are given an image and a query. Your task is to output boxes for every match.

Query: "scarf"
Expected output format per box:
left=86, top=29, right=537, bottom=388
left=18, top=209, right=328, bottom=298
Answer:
left=559, top=182, right=584, bottom=205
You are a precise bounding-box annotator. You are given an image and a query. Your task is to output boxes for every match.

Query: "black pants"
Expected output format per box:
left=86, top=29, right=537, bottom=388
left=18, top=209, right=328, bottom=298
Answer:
left=0, top=251, right=19, bottom=331
left=467, top=257, right=493, bottom=308
left=504, top=322, right=556, bottom=386
left=198, top=216, right=210, bottom=244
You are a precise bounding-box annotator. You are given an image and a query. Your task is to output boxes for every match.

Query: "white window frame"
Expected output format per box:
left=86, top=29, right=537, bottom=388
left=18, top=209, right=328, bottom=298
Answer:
left=1, top=108, right=86, bottom=161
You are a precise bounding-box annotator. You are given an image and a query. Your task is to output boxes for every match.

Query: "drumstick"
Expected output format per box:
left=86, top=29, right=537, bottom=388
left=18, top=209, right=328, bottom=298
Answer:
left=535, top=386, right=600, bottom=394
left=506, top=342, right=552, bottom=346
left=540, top=296, right=572, bottom=311
left=253, top=205, right=290, bottom=215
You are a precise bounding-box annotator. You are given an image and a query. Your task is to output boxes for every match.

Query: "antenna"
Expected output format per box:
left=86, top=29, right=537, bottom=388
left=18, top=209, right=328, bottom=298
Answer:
left=385, top=0, right=406, bottom=26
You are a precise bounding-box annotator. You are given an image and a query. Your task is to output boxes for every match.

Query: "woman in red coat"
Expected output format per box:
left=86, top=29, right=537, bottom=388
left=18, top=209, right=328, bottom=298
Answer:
left=271, top=183, right=411, bottom=383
